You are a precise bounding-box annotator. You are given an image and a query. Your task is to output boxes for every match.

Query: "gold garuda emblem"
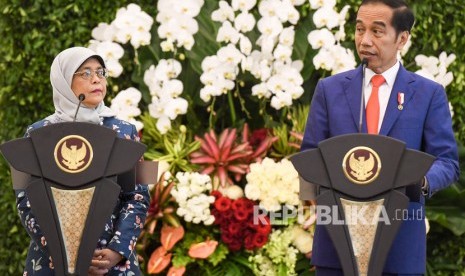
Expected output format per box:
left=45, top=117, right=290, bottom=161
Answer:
left=342, top=146, right=381, bottom=184
left=54, top=135, right=93, bottom=173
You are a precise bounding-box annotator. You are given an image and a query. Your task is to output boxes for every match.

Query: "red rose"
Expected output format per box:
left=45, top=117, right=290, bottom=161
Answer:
left=210, top=190, right=222, bottom=199
left=228, top=240, right=242, bottom=252
left=252, top=233, right=268, bottom=248
left=253, top=216, right=272, bottom=235
left=244, top=234, right=255, bottom=250
left=227, top=222, right=241, bottom=235
left=233, top=209, right=249, bottom=221
left=231, top=198, right=246, bottom=211
left=211, top=209, right=223, bottom=225
left=244, top=200, right=255, bottom=214
left=222, top=209, right=233, bottom=219
left=214, top=196, right=231, bottom=212
left=250, top=128, right=269, bottom=147
left=221, top=232, right=234, bottom=244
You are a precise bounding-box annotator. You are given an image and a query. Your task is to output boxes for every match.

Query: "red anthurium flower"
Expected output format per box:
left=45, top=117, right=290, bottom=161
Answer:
left=147, top=246, right=172, bottom=274
left=188, top=240, right=218, bottom=259
left=161, top=224, right=185, bottom=251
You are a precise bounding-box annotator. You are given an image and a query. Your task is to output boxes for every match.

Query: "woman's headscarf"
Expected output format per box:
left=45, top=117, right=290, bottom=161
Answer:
left=45, top=47, right=115, bottom=124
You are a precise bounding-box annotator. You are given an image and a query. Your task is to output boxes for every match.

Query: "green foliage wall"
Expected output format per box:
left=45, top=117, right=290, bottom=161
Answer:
left=0, top=0, right=464, bottom=274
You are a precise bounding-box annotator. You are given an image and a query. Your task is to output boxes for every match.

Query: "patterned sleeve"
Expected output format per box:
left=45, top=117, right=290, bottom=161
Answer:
left=16, top=189, right=49, bottom=253
left=107, top=123, right=150, bottom=260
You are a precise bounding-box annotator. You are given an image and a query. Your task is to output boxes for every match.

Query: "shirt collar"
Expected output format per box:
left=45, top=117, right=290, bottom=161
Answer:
left=364, top=60, right=400, bottom=88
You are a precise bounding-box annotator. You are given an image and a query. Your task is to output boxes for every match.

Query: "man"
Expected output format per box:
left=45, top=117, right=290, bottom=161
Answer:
left=301, top=0, right=459, bottom=274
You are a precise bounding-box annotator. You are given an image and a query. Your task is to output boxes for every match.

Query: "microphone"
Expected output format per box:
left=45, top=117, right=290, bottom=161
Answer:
left=73, top=94, right=86, bottom=122
left=358, top=58, right=368, bottom=133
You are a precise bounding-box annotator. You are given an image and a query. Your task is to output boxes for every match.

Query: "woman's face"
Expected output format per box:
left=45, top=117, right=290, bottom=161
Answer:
left=71, top=58, right=107, bottom=108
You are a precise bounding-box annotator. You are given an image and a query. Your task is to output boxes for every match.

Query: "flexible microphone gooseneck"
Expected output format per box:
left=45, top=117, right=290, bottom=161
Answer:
left=358, top=59, right=368, bottom=133
left=73, top=94, right=86, bottom=122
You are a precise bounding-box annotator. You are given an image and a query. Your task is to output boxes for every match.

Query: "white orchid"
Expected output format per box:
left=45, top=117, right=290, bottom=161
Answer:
left=252, top=82, right=272, bottom=99
left=91, top=23, right=116, bottom=41
left=313, top=6, right=340, bottom=30
left=313, top=47, right=335, bottom=71
left=217, top=44, right=244, bottom=65
left=103, top=59, right=124, bottom=78
left=309, top=0, right=336, bottom=10
left=279, top=26, right=295, bottom=47
left=232, top=0, right=257, bottom=12
left=217, top=21, right=241, bottom=44
left=415, top=51, right=456, bottom=88
left=234, top=11, right=256, bottom=33
left=239, top=35, right=253, bottom=55
left=156, top=0, right=204, bottom=51
left=110, top=87, right=143, bottom=131
left=307, top=28, right=336, bottom=49
left=211, top=0, right=235, bottom=22
left=257, top=16, right=284, bottom=38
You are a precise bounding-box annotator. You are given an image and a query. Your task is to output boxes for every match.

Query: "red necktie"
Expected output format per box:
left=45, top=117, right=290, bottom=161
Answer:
left=366, top=75, right=386, bottom=134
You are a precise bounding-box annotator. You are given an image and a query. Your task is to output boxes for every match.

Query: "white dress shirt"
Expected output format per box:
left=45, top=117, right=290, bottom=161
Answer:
left=364, top=61, right=401, bottom=133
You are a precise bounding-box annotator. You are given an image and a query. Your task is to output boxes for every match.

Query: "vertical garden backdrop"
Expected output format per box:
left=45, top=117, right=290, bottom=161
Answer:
left=0, top=0, right=464, bottom=275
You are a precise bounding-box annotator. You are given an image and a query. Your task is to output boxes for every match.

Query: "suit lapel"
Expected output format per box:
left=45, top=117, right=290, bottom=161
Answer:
left=344, top=67, right=366, bottom=132
left=379, top=65, right=416, bottom=135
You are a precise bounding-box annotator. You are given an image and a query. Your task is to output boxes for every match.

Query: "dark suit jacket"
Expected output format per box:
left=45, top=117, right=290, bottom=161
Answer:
left=301, top=64, right=459, bottom=273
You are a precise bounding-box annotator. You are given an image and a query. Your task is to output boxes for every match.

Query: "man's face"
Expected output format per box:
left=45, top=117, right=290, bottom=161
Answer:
left=355, top=3, right=409, bottom=74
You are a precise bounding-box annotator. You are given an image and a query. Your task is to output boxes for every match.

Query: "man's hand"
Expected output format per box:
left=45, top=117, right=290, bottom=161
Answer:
left=88, top=248, right=123, bottom=275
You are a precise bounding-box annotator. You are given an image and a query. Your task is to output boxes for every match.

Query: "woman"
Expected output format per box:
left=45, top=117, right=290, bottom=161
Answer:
left=16, top=47, right=150, bottom=275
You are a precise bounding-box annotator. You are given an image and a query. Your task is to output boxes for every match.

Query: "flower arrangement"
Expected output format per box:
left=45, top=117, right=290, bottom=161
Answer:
left=211, top=191, right=272, bottom=252
left=87, top=1, right=456, bottom=275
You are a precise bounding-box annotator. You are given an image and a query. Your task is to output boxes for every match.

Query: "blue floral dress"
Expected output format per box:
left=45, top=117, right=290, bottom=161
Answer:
left=16, top=117, right=150, bottom=276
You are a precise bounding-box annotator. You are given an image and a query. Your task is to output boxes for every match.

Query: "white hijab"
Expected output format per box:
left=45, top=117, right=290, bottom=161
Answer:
left=45, top=47, right=115, bottom=124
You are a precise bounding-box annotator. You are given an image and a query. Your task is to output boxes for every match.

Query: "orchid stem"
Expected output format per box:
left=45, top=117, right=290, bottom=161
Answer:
left=209, top=98, right=216, bottom=129
left=228, top=90, right=237, bottom=125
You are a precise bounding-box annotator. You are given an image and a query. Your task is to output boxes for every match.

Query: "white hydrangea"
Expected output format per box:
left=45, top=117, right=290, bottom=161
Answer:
left=170, top=172, right=216, bottom=225
left=249, top=227, right=299, bottom=276
left=245, top=157, right=300, bottom=211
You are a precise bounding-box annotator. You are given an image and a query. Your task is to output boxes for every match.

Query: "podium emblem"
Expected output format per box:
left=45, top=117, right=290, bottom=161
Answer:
left=342, top=146, right=381, bottom=184
left=54, top=135, right=93, bottom=173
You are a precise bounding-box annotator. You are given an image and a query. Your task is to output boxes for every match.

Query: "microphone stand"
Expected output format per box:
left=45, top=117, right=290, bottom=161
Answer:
left=358, top=59, right=368, bottom=133
left=73, top=94, right=86, bottom=122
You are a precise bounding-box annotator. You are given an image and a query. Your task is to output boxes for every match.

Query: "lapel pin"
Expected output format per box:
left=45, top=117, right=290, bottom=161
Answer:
left=397, top=92, right=404, bottom=110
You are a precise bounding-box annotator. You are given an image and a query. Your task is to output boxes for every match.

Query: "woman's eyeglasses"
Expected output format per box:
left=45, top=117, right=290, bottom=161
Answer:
left=74, top=68, right=109, bottom=80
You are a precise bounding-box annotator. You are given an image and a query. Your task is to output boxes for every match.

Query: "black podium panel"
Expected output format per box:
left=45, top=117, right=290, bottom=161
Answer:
left=291, top=133, right=434, bottom=276
left=0, top=122, right=147, bottom=275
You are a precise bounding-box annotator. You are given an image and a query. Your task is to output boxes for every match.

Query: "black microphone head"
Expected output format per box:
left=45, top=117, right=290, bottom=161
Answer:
left=78, top=94, right=86, bottom=101
left=361, top=58, right=368, bottom=67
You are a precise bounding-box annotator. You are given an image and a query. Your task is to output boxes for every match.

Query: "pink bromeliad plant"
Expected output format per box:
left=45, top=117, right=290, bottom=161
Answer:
left=190, top=124, right=276, bottom=189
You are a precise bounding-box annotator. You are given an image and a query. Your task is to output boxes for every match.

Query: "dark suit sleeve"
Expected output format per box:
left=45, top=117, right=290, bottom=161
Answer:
left=301, top=80, right=330, bottom=151
left=422, top=83, right=459, bottom=197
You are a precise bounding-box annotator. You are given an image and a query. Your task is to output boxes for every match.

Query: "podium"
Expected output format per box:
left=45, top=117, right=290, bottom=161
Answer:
left=0, top=122, right=155, bottom=275
left=290, top=134, right=434, bottom=276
